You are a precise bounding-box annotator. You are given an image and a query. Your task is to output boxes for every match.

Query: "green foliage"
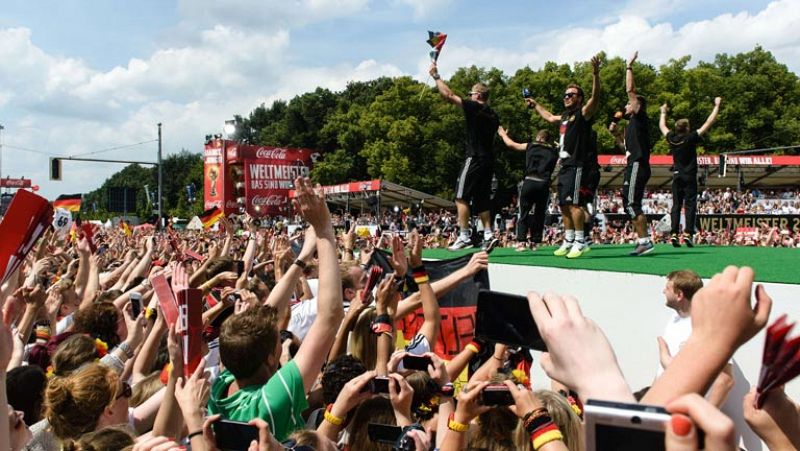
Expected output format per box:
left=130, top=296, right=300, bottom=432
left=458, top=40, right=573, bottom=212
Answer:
left=82, top=151, right=204, bottom=221
left=83, top=47, right=800, bottom=213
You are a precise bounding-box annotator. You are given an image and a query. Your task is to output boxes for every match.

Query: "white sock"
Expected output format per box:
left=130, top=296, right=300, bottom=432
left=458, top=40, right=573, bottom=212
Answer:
left=638, top=237, right=650, bottom=244
left=565, top=229, right=575, bottom=243
left=575, top=231, right=585, bottom=243
left=460, top=228, right=470, bottom=239
left=484, top=229, right=493, bottom=240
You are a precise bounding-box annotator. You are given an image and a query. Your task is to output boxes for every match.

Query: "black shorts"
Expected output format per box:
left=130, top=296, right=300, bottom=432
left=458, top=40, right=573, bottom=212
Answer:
left=455, top=157, right=493, bottom=213
left=622, top=161, right=651, bottom=218
left=579, top=166, right=601, bottom=205
left=557, top=166, right=583, bottom=206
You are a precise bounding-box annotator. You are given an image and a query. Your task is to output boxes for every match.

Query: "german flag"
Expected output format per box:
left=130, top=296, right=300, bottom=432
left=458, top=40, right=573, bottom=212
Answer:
left=53, top=194, right=82, bottom=212
left=199, top=206, right=224, bottom=229
left=120, top=220, right=132, bottom=237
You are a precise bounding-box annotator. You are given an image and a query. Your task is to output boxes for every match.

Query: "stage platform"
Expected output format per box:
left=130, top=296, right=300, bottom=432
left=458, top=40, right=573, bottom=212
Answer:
left=424, top=244, right=799, bottom=285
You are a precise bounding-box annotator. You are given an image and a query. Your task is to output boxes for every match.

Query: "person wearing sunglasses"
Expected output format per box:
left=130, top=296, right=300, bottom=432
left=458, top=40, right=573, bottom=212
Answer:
left=621, top=51, right=655, bottom=256
left=525, top=54, right=602, bottom=259
left=428, top=62, right=501, bottom=252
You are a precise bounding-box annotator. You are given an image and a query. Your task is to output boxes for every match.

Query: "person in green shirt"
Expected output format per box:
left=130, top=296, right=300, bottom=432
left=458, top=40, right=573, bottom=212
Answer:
left=208, top=176, right=345, bottom=441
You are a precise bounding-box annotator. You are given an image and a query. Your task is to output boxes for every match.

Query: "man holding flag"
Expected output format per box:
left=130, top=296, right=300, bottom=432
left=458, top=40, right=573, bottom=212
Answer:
left=429, top=53, right=500, bottom=251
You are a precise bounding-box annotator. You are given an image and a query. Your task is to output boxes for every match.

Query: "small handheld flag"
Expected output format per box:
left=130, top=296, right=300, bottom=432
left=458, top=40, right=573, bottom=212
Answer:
left=426, top=31, right=447, bottom=62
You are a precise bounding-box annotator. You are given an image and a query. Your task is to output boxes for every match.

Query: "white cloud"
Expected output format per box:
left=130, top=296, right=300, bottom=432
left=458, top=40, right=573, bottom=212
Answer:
left=394, top=0, right=454, bottom=20
left=176, top=0, right=370, bottom=30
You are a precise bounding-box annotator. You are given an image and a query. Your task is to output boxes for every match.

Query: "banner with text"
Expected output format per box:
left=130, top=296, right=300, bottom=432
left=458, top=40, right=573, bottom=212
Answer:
left=601, top=213, right=800, bottom=233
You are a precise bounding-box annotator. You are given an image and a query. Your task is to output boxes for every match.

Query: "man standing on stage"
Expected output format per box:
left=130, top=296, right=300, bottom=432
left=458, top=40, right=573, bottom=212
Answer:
left=622, top=51, right=654, bottom=256
left=497, top=127, right=558, bottom=251
left=660, top=97, right=722, bottom=247
left=429, top=63, right=501, bottom=251
left=527, top=54, right=601, bottom=258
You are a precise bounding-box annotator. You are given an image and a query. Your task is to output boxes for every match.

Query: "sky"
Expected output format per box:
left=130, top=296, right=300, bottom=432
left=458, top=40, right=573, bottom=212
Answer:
left=1, top=0, right=798, bottom=200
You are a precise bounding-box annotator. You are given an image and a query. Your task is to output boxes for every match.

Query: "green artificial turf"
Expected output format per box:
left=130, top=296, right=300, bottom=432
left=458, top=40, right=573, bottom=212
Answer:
left=423, top=245, right=799, bottom=285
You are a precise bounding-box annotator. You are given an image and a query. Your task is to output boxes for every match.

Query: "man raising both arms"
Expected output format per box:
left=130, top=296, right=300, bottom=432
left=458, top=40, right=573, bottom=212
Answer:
left=660, top=97, right=722, bottom=248
left=429, top=62, right=501, bottom=251
left=622, top=51, right=654, bottom=256
left=528, top=54, right=601, bottom=258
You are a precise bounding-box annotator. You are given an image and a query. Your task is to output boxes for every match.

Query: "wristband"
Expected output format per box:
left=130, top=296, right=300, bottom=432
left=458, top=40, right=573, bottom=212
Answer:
left=627, top=66, right=633, bottom=70
left=465, top=343, right=480, bottom=354
left=531, top=423, right=563, bottom=450
left=411, top=266, right=429, bottom=285
left=526, top=413, right=554, bottom=434
left=186, top=430, right=203, bottom=441
left=117, top=341, right=134, bottom=360
left=447, top=413, right=469, bottom=432
left=432, top=73, right=441, bottom=80
left=324, top=404, right=344, bottom=426
left=371, top=322, right=393, bottom=335
left=439, top=382, right=455, bottom=398
left=522, top=408, right=548, bottom=426
left=293, top=259, right=307, bottom=270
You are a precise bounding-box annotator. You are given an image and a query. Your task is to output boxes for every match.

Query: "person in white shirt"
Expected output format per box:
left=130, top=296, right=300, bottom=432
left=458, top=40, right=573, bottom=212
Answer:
left=656, top=269, right=761, bottom=450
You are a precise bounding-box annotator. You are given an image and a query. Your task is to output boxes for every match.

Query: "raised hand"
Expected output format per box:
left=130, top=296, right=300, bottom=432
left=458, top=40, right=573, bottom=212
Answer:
left=590, top=54, right=601, bottom=74
left=665, top=394, right=736, bottom=450
left=628, top=51, right=638, bottom=67
left=528, top=291, right=633, bottom=402
left=660, top=103, right=669, bottom=115
left=408, top=229, right=423, bottom=268
left=389, top=235, right=408, bottom=277
left=714, top=97, right=722, bottom=107
left=292, top=177, right=332, bottom=236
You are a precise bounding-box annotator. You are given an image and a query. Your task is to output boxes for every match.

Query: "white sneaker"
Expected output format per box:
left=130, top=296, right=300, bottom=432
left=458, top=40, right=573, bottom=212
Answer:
left=448, top=236, right=474, bottom=251
left=554, top=241, right=572, bottom=256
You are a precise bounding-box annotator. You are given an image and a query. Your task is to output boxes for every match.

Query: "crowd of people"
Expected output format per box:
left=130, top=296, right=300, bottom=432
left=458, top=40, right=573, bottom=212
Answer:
left=0, top=175, right=796, bottom=451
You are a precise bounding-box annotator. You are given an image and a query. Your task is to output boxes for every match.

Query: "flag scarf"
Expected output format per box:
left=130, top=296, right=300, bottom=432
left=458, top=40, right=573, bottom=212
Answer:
left=199, top=206, right=224, bottom=229
left=53, top=194, right=82, bottom=212
left=426, top=31, right=447, bottom=62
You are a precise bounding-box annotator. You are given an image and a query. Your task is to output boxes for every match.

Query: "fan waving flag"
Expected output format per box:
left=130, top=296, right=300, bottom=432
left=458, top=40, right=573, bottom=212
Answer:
left=426, top=31, right=447, bottom=62
left=53, top=194, right=82, bottom=212
left=199, top=206, right=224, bottom=229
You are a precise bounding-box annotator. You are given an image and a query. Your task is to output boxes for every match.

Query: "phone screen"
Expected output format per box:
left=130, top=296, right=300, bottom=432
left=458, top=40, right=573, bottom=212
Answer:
left=368, top=377, right=390, bottom=394
left=402, top=355, right=432, bottom=371
left=129, top=293, right=142, bottom=318
left=595, top=424, right=665, bottom=451
left=213, top=420, right=259, bottom=451
left=475, top=289, right=547, bottom=351
left=481, top=385, right=515, bottom=406
left=368, top=423, right=402, bottom=444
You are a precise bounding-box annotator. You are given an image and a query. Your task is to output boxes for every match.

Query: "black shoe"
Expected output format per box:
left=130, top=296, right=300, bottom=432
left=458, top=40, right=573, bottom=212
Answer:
left=481, top=237, right=499, bottom=253
left=684, top=234, right=694, bottom=248
left=670, top=234, right=681, bottom=248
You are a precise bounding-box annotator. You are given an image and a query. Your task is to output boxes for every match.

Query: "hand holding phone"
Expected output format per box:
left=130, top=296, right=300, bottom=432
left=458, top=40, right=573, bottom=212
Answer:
left=129, top=292, right=142, bottom=318
left=212, top=419, right=259, bottom=451
left=368, top=376, right=390, bottom=394
left=481, top=384, right=514, bottom=406
left=402, top=355, right=432, bottom=371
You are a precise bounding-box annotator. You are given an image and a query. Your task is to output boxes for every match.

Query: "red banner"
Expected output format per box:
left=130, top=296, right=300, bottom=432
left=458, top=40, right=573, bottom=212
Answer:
left=0, top=190, right=53, bottom=284
left=0, top=178, right=32, bottom=188
left=289, top=180, right=382, bottom=198
left=203, top=140, right=317, bottom=216
left=178, top=288, right=203, bottom=378
left=597, top=154, right=800, bottom=166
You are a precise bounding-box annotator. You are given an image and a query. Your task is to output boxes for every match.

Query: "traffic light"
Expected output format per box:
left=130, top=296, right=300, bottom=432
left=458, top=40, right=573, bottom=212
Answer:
left=50, top=158, right=62, bottom=181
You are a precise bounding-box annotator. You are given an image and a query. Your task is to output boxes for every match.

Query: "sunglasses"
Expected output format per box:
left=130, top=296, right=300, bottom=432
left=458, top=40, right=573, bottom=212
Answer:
left=115, top=381, right=132, bottom=400
left=564, top=92, right=579, bottom=99
left=281, top=439, right=315, bottom=451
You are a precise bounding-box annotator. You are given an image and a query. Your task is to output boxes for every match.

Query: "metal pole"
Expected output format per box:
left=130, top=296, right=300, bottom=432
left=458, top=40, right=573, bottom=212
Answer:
left=157, top=123, right=163, bottom=229
left=0, top=124, right=4, bottom=191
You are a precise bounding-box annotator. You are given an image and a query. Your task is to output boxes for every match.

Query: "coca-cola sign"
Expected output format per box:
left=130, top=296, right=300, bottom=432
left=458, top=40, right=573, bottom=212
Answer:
left=251, top=195, right=286, bottom=207
left=255, top=148, right=288, bottom=160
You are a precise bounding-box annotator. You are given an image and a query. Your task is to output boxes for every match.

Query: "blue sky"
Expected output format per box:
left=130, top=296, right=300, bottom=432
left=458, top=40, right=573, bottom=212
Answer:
left=0, top=0, right=796, bottom=200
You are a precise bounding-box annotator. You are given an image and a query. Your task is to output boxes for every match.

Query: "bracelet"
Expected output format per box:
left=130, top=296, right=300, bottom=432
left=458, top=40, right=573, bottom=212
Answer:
left=186, top=430, right=203, bottom=441
left=432, top=73, right=441, bottom=80
left=293, top=259, right=307, bottom=270
left=447, top=413, right=469, bottom=432
left=117, top=341, right=134, bottom=359
left=627, top=66, right=633, bottom=70
left=465, top=343, right=480, bottom=354
left=411, top=266, right=429, bottom=285
left=492, top=354, right=504, bottom=361
left=324, top=404, right=344, bottom=426
left=525, top=412, right=554, bottom=434
left=531, top=423, right=563, bottom=450
left=522, top=407, right=548, bottom=426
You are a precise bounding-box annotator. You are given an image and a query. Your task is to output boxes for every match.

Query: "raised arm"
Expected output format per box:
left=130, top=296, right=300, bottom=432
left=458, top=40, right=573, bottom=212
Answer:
left=582, top=54, right=602, bottom=119
left=429, top=63, right=462, bottom=108
left=497, top=126, right=528, bottom=152
left=525, top=97, right=561, bottom=124
left=263, top=226, right=316, bottom=316
left=697, top=97, right=722, bottom=136
left=626, top=51, right=641, bottom=113
left=290, top=178, right=344, bottom=391
left=408, top=230, right=439, bottom=347
left=659, top=104, right=670, bottom=137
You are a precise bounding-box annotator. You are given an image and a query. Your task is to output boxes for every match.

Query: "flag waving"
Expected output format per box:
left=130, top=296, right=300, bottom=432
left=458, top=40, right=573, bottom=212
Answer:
left=199, top=206, right=224, bottom=229
left=426, top=31, right=447, bottom=62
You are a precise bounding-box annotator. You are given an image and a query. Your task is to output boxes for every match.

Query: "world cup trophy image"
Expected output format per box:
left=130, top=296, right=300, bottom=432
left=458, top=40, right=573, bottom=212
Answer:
left=207, top=165, right=219, bottom=197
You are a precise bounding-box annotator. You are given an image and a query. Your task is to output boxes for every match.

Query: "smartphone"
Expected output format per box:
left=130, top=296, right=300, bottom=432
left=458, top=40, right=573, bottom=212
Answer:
left=402, top=355, right=432, bottom=371
left=368, top=376, right=390, bottom=394
left=584, top=399, right=686, bottom=451
left=129, top=292, right=142, bottom=318
left=522, top=88, right=532, bottom=98
left=212, top=419, right=260, bottom=451
left=481, top=384, right=515, bottom=406
left=475, top=289, right=547, bottom=351
left=368, top=423, right=402, bottom=444
left=345, top=219, right=352, bottom=231
left=234, top=260, right=245, bottom=276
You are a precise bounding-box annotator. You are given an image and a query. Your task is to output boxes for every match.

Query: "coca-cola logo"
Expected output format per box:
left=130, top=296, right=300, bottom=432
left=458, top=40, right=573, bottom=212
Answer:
left=225, top=200, right=238, bottom=209
left=256, top=148, right=288, bottom=159
left=252, top=195, right=285, bottom=206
